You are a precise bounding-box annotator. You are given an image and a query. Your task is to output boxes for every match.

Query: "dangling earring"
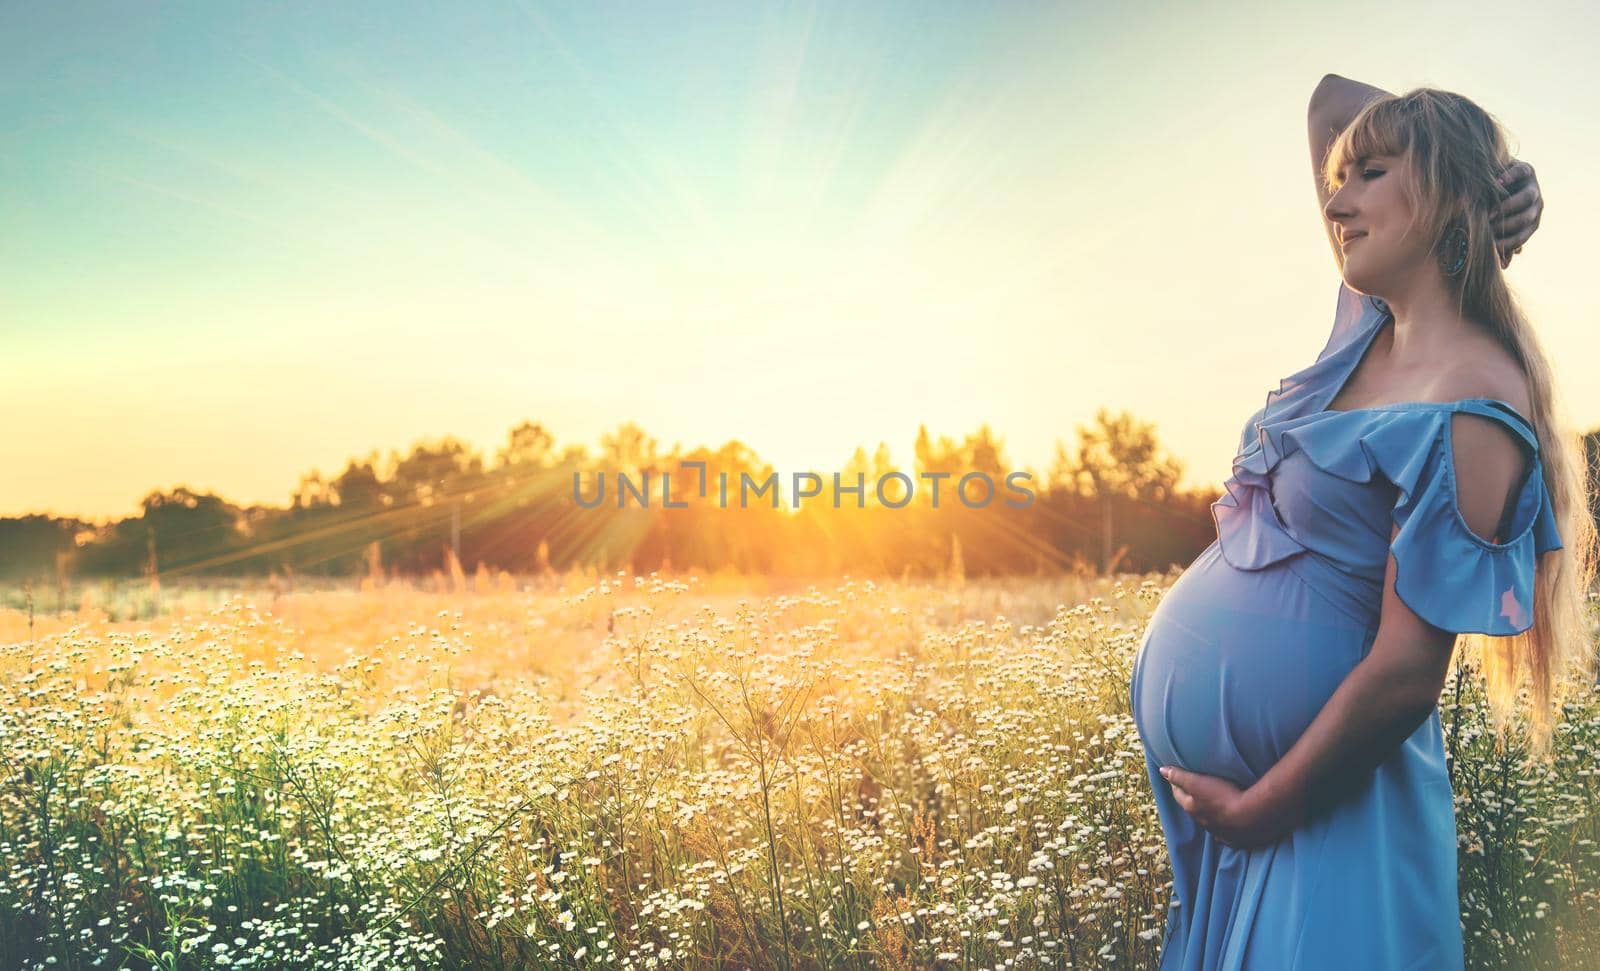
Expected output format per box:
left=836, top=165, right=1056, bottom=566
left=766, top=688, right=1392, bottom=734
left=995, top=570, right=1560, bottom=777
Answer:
left=1438, top=225, right=1468, bottom=277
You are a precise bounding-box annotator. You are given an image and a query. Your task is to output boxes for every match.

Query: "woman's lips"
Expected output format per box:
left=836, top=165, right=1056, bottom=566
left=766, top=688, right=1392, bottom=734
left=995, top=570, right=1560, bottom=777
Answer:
left=1341, top=233, right=1366, bottom=248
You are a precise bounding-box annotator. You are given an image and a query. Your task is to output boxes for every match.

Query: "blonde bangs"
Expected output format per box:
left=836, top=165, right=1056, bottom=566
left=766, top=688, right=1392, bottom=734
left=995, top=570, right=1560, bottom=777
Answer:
left=1323, top=103, right=1409, bottom=192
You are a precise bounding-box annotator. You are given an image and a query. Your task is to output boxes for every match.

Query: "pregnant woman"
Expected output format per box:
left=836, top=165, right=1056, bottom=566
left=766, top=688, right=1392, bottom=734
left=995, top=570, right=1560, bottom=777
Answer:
left=1129, top=75, right=1597, bottom=969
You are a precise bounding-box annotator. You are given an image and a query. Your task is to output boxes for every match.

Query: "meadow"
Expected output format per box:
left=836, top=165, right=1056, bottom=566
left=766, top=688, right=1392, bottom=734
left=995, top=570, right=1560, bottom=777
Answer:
left=1, top=570, right=1597, bottom=969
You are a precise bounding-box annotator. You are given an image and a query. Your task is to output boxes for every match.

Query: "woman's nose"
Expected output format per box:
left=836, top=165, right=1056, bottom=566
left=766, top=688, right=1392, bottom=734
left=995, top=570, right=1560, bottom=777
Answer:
left=1324, top=182, right=1355, bottom=221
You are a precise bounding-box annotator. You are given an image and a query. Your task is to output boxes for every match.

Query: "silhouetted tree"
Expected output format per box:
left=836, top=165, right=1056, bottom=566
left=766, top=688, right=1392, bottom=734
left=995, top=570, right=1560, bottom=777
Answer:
left=1062, top=409, right=1186, bottom=573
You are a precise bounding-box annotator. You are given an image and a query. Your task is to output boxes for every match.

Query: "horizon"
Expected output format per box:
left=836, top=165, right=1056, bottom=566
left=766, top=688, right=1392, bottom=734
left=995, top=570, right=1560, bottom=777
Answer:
left=4, top=414, right=1180, bottom=523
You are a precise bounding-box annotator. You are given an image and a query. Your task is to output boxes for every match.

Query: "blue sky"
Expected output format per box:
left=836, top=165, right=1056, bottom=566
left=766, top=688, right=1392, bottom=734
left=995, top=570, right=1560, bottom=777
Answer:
left=5, top=1, right=1599, bottom=518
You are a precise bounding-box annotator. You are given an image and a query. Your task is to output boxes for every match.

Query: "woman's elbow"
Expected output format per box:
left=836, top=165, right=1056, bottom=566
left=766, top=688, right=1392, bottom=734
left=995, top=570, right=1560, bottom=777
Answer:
left=1393, top=659, right=1450, bottom=721
left=1364, top=636, right=1453, bottom=718
left=1309, top=73, right=1345, bottom=115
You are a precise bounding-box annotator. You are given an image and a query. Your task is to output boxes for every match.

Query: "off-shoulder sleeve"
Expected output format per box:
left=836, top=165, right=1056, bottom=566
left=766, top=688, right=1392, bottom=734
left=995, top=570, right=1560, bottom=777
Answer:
left=1386, top=408, right=1564, bottom=636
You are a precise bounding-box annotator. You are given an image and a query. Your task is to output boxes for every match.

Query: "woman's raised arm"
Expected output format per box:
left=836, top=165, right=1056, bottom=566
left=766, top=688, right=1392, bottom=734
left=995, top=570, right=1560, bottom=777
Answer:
left=1308, top=74, right=1392, bottom=269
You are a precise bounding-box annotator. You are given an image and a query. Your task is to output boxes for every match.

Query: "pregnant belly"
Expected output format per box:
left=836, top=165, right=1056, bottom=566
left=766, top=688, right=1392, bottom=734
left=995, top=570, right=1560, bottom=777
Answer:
left=1131, top=541, right=1376, bottom=787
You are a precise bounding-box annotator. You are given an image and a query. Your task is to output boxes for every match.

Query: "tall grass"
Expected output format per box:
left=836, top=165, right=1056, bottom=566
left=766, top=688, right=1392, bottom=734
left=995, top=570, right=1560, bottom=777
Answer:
left=0, top=573, right=1594, bottom=969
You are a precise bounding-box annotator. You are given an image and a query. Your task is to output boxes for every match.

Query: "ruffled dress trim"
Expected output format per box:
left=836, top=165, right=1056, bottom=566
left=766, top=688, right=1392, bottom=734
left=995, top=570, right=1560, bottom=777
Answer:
left=1211, top=285, right=1564, bottom=636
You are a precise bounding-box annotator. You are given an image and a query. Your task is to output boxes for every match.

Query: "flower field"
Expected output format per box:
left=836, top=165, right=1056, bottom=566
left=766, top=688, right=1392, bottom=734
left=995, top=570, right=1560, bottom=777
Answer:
left=2, top=572, right=1597, bottom=969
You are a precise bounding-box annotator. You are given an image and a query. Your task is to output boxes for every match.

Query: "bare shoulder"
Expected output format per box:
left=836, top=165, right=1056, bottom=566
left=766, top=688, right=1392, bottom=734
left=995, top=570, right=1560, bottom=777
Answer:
left=1432, top=321, right=1534, bottom=418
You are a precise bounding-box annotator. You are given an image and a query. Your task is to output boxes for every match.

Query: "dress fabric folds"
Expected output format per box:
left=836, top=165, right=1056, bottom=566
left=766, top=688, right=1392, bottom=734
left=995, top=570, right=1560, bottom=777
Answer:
left=1129, top=282, right=1564, bottom=969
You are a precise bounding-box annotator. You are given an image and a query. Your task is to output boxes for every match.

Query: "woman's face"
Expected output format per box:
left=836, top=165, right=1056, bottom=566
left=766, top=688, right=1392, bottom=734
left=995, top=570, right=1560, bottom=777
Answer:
left=1324, top=152, right=1428, bottom=297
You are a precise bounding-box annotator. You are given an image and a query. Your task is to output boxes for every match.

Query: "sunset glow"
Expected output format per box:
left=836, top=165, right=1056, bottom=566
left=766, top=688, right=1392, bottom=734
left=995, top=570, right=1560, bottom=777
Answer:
left=5, top=1, right=1599, bottom=520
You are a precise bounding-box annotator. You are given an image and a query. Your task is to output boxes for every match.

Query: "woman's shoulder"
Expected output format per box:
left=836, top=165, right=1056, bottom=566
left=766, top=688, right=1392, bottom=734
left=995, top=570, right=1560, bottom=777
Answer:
left=1432, top=319, right=1534, bottom=423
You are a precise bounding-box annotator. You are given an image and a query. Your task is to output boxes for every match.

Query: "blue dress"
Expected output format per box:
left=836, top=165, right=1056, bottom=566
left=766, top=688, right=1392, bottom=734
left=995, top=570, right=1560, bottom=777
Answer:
left=1129, top=281, right=1564, bottom=969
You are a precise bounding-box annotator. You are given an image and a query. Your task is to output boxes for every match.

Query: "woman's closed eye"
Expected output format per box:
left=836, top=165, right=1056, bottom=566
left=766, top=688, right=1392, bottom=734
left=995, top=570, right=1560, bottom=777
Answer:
left=1327, top=166, right=1385, bottom=190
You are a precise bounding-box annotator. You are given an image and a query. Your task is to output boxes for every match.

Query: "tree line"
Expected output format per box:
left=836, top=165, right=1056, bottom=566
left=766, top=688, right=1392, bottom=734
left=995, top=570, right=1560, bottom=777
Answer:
left=20, top=408, right=1577, bottom=587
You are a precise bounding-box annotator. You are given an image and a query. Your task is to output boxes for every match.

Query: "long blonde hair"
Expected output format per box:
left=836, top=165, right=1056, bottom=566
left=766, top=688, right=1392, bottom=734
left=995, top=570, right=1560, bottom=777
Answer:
left=1324, top=87, right=1598, bottom=759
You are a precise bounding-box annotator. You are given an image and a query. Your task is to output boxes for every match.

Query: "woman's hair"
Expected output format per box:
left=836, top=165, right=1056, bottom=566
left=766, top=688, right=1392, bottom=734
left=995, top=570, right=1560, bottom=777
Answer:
left=1323, top=87, right=1598, bottom=760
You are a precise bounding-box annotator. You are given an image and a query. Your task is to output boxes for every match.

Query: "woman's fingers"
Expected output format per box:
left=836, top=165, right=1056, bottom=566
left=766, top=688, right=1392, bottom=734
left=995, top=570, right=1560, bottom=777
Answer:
left=1498, top=159, right=1535, bottom=194
left=1491, top=197, right=1535, bottom=232
left=1163, top=768, right=1197, bottom=813
left=1495, top=216, right=1538, bottom=253
left=1498, top=236, right=1528, bottom=270
left=1503, top=225, right=1536, bottom=252
left=1493, top=206, right=1537, bottom=240
left=1492, top=184, right=1540, bottom=224
left=1490, top=162, right=1541, bottom=260
left=1497, top=177, right=1538, bottom=208
left=1491, top=191, right=1540, bottom=271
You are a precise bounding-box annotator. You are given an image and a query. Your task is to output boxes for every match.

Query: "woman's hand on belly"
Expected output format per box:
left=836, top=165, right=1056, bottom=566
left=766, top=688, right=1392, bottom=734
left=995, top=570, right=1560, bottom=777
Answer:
left=1160, top=765, right=1294, bottom=850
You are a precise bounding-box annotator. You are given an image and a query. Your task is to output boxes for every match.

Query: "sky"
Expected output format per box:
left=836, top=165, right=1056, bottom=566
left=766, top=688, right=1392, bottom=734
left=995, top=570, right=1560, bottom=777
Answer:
left=4, top=0, right=1600, bottom=521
